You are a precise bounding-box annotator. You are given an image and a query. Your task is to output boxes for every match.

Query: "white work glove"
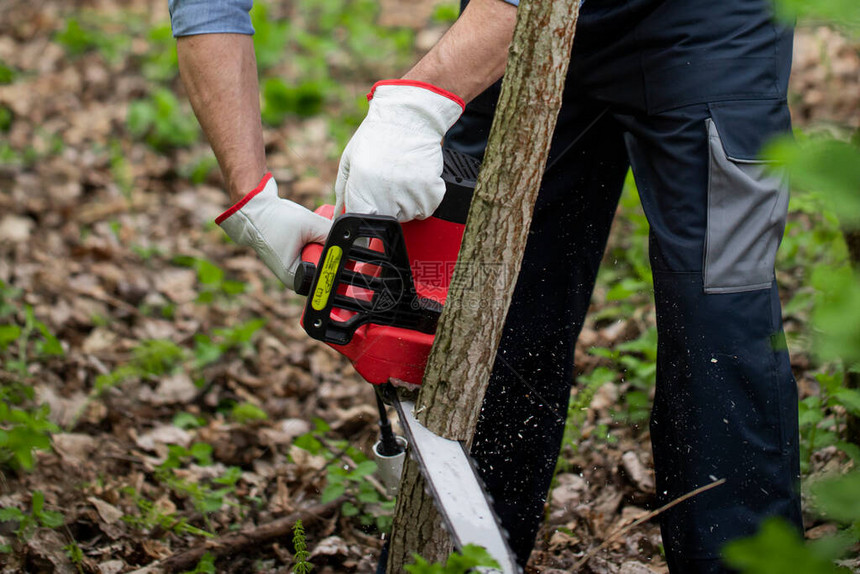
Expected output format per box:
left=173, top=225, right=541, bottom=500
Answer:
left=335, top=80, right=465, bottom=222
left=216, top=173, right=332, bottom=290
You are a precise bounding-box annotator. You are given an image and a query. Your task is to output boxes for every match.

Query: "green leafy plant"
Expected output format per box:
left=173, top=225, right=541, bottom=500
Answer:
left=404, top=544, right=500, bottom=574
left=250, top=1, right=292, bottom=72
left=293, top=420, right=395, bottom=532
left=724, top=518, right=848, bottom=574
left=585, top=327, right=658, bottom=427
left=159, top=443, right=215, bottom=470
left=127, top=88, right=200, bottom=150
left=179, top=153, right=219, bottom=185
left=292, top=519, right=313, bottom=574
left=142, top=24, right=181, bottom=83
left=54, top=10, right=138, bottom=64
left=0, top=106, right=11, bottom=132
left=798, top=366, right=860, bottom=472
left=94, top=338, right=185, bottom=394
left=133, top=338, right=187, bottom=376
left=64, top=539, right=85, bottom=573
left=153, top=445, right=243, bottom=518
left=763, top=137, right=860, bottom=471
left=106, top=139, right=135, bottom=199
left=0, top=280, right=21, bottom=319
left=121, top=487, right=213, bottom=539
left=0, top=142, right=33, bottom=168
left=0, top=128, right=63, bottom=168
left=182, top=552, right=217, bottom=574
left=54, top=16, right=133, bottom=63
left=172, top=255, right=247, bottom=303
left=0, top=491, right=65, bottom=542
left=593, top=172, right=653, bottom=323
left=229, top=402, right=268, bottom=424
left=0, top=285, right=62, bottom=471
left=121, top=440, right=243, bottom=539
left=250, top=0, right=415, bottom=133
left=774, top=0, right=860, bottom=31
left=173, top=411, right=206, bottom=430
left=807, top=470, right=860, bottom=528
left=261, top=77, right=326, bottom=125
left=0, top=400, right=58, bottom=471
left=158, top=465, right=241, bottom=516
left=1, top=304, right=64, bottom=377
left=564, top=366, right=617, bottom=452
left=0, top=60, right=15, bottom=84
left=54, top=19, right=97, bottom=55
left=432, top=3, right=461, bottom=24
left=94, top=317, right=265, bottom=399
left=322, top=458, right=378, bottom=502
left=193, top=318, right=266, bottom=369
left=291, top=0, right=414, bottom=75
left=809, top=264, right=860, bottom=366
left=724, top=471, right=860, bottom=574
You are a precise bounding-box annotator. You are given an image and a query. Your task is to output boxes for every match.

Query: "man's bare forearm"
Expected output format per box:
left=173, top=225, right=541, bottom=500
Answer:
left=176, top=33, right=266, bottom=202
left=403, top=0, right=517, bottom=103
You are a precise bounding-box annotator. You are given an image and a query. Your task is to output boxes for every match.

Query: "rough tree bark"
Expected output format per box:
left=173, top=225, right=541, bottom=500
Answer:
left=385, top=0, right=582, bottom=571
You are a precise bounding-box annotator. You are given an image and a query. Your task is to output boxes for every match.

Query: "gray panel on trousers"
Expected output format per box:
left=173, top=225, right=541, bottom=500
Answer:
left=703, top=118, right=789, bottom=294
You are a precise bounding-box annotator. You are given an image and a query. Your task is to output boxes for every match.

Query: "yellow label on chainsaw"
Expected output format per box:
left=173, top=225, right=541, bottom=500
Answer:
left=311, top=246, right=343, bottom=311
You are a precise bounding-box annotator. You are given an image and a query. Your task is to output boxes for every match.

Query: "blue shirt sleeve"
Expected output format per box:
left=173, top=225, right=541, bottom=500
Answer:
left=501, top=0, right=519, bottom=5
left=169, top=0, right=254, bottom=37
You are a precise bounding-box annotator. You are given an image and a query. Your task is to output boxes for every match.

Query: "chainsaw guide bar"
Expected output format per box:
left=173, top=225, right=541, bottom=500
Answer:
left=386, top=388, right=521, bottom=574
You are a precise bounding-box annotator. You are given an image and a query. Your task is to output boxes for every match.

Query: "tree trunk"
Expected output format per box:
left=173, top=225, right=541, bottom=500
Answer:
left=385, top=0, right=582, bottom=571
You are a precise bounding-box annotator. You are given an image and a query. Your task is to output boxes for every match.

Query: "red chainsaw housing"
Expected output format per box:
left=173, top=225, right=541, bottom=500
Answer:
left=301, top=205, right=466, bottom=385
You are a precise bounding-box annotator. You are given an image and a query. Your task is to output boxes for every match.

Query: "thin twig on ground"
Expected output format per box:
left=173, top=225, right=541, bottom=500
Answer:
left=572, top=478, right=727, bottom=570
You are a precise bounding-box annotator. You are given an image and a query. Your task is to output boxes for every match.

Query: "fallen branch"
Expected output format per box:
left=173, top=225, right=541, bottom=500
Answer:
left=153, top=498, right=343, bottom=573
left=572, top=478, right=727, bottom=570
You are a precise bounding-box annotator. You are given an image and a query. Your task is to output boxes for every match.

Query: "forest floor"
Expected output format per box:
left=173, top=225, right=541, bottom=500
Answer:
left=0, top=1, right=858, bottom=573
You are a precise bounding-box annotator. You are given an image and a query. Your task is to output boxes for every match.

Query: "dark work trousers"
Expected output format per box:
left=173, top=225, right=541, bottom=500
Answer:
left=447, top=1, right=803, bottom=571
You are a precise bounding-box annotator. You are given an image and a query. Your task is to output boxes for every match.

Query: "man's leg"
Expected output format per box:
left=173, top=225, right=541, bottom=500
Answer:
left=614, top=100, right=803, bottom=573
left=446, top=97, right=630, bottom=566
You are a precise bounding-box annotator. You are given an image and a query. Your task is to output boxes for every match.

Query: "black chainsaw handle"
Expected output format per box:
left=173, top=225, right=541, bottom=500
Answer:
left=297, top=214, right=442, bottom=346
left=295, top=148, right=480, bottom=346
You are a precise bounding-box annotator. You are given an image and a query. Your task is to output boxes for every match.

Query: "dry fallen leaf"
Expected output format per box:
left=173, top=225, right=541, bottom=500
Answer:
left=98, top=560, right=127, bottom=574
left=139, top=372, right=198, bottom=405
left=259, top=418, right=312, bottom=448
left=88, top=496, right=124, bottom=525
left=620, top=561, right=661, bottom=574
left=52, top=433, right=99, bottom=466
left=621, top=451, right=655, bottom=493
left=0, top=214, right=33, bottom=242
left=310, top=535, right=350, bottom=561
left=37, top=386, right=90, bottom=429
left=25, top=529, right=76, bottom=574
left=134, top=425, right=192, bottom=452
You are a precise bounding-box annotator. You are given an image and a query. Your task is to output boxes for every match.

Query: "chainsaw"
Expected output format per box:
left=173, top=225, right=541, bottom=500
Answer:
left=293, top=148, right=520, bottom=574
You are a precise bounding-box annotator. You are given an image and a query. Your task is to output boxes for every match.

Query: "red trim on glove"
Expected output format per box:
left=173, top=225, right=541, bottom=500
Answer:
left=215, top=172, right=273, bottom=225
left=367, top=80, right=466, bottom=111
